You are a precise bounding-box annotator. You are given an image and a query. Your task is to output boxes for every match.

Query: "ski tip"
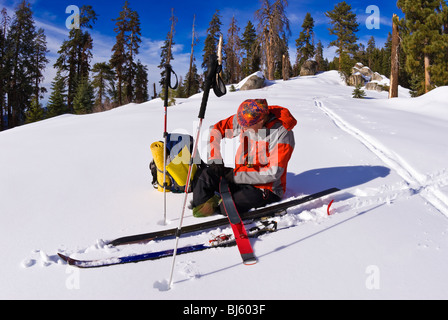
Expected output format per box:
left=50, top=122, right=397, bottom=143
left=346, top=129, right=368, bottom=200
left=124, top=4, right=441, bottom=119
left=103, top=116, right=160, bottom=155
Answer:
left=58, top=253, right=69, bottom=262
left=58, top=253, right=77, bottom=266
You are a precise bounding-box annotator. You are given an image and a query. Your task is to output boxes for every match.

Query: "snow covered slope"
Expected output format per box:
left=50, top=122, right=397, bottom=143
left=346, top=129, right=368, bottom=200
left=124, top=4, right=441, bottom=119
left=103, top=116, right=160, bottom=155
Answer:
left=1, top=71, right=448, bottom=299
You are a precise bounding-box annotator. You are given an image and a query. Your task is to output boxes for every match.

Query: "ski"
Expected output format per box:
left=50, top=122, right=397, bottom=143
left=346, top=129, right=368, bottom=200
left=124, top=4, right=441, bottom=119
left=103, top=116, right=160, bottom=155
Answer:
left=219, top=177, right=257, bottom=265
left=109, top=187, right=340, bottom=247
left=58, top=221, right=277, bottom=269
left=58, top=245, right=211, bottom=269
left=58, top=187, right=340, bottom=269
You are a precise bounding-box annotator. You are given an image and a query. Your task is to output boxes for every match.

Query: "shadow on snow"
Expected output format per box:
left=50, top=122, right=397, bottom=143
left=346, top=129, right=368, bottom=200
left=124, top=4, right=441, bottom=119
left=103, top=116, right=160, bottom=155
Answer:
left=285, top=165, right=391, bottom=197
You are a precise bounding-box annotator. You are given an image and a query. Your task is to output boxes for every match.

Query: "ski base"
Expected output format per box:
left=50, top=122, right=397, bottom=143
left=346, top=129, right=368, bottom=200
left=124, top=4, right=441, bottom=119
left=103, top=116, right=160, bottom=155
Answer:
left=220, top=177, right=257, bottom=265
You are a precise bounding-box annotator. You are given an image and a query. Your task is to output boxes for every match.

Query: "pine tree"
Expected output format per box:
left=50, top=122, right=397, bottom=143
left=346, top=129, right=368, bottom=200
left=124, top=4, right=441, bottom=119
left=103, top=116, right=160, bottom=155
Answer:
left=124, top=6, right=142, bottom=104
left=158, top=9, right=177, bottom=89
left=397, top=0, right=448, bottom=94
left=397, top=33, right=411, bottom=90
left=275, top=34, right=291, bottom=79
left=354, top=43, right=368, bottom=67
left=255, top=0, right=291, bottom=80
left=315, top=40, right=328, bottom=72
left=202, top=10, right=223, bottom=72
left=158, top=38, right=175, bottom=90
left=92, top=62, right=115, bottom=110
left=381, top=33, right=392, bottom=78
left=0, top=27, right=3, bottom=130
left=134, top=60, right=149, bottom=103
left=352, top=84, right=366, bottom=99
left=0, top=8, right=10, bottom=131
left=55, top=5, right=97, bottom=113
left=225, top=16, right=242, bottom=84
left=183, top=63, right=201, bottom=98
left=46, top=72, right=67, bottom=118
left=185, top=14, right=200, bottom=97
left=294, top=12, right=315, bottom=75
left=73, top=77, right=94, bottom=115
left=111, top=1, right=142, bottom=106
left=6, top=0, right=45, bottom=128
left=159, top=8, right=177, bottom=103
left=32, top=28, right=49, bottom=103
left=241, top=20, right=260, bottom=77
left=325, top=1, right=360, bottom=72
left=111, top=15, right=126, bottom=106
left=366, top=36, right=376, bottom=69
left=25, top=97, right=44, bottom=123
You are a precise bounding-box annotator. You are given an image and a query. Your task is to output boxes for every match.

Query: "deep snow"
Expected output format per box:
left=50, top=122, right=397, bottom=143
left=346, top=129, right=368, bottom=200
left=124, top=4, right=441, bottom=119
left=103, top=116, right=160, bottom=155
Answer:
left=1, top=71, right=448, bottom=300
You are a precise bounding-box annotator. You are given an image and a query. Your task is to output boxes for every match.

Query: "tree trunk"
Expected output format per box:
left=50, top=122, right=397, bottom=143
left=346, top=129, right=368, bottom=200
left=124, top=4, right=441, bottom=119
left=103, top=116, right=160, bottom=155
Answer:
left=117, top=74, right=122, bottom=106
left=389, top=14, right=400, bottom=99
left=152, top=83, right=157, bottom=100
left=338, top=51, right=342, bottom=71
left=424, top=53, right=431, bottom=93
left=264, top=27, right=274, bottom=80
left=167, top=8, right=176, bottom=66
left=338, top=39, right=342, bottom=71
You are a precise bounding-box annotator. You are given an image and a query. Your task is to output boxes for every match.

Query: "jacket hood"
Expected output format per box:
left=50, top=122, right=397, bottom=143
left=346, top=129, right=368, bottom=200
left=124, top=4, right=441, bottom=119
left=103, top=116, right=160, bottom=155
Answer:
left=268, top=105, right=297, bottom=131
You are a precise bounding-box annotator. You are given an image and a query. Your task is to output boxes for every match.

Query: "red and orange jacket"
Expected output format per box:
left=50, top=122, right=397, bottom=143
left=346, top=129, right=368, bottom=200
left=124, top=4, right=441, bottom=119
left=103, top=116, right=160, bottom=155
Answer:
left=209, top=105, right=297, bottom=198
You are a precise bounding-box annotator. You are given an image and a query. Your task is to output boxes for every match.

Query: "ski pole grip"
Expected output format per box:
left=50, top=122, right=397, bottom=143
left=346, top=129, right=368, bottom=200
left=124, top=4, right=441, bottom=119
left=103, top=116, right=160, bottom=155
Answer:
left=198, top=54, right=218, bottom=119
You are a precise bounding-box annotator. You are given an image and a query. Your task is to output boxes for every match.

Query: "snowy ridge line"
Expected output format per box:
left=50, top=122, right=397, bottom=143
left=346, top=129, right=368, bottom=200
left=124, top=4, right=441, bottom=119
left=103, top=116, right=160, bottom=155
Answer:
left=314, top=98, right=448, bottom=218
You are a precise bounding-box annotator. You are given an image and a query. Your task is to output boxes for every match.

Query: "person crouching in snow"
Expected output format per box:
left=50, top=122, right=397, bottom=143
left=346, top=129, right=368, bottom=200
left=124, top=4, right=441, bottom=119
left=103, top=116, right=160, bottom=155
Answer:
left=191, top=99, right=297, bottom=217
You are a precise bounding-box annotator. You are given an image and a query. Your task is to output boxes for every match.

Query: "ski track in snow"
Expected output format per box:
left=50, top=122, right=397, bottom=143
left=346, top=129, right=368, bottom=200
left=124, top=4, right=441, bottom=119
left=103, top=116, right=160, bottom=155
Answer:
left=314, top=98, right=448, bottom=218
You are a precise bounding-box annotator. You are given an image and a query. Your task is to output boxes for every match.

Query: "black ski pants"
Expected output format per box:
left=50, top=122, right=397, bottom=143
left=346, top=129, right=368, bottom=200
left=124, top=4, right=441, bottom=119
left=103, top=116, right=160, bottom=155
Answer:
left=192, top=166, right=281, bottom=215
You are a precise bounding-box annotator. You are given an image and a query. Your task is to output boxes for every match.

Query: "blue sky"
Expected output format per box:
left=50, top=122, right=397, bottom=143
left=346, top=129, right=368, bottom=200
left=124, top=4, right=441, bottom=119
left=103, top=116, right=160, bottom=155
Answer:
left=0, top=0, right=405, bottom=102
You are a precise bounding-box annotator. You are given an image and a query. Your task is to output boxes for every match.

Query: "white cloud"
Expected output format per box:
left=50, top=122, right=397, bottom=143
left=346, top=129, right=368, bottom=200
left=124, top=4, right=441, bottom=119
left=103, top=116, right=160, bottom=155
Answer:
left=287, top=12, right=300, bottom=25
left=323, top=45, right=337, bottom=61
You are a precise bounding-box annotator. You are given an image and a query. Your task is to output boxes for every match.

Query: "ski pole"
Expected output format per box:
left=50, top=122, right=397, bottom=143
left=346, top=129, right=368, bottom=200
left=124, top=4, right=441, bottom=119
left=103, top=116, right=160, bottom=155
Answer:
left=168, top=54, right=225, bottom=289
